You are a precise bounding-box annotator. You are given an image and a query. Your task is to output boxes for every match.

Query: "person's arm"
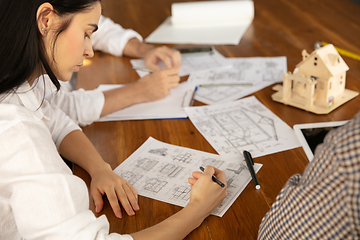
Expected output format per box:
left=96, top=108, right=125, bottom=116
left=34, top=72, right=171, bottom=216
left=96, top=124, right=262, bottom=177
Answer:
left=130, top=166, right=227, bottom=240
left=123, top=38, right=181, bottom=70
left=93, top=15, right=181, bottom=69
left=59, top=129, right=139, bottom=218
left=100, top=68, right=180, bottom=117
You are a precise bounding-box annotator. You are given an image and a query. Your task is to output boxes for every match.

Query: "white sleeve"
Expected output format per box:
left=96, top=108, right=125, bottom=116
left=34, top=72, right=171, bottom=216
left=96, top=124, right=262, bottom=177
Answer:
left=92, top=15, right=143, bottom=57
left=0, top=104, right=133, bottom=240
left=52, top=87, right=105, bottom=127
left=41, top=79, right=105, bottom=127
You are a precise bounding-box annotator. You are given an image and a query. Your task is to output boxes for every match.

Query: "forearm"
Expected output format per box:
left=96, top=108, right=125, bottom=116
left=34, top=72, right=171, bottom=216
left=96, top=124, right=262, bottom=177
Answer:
left=131, top=202, right=206, bottom=240
left=122, top=38, right=155, bottom=58
left=100, top=82, right=148, bottom=117
left=59, top=130, right=111, bottom=176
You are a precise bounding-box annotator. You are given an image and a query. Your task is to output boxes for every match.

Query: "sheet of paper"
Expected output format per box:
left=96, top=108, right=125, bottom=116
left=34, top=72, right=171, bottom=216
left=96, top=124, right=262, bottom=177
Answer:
left=171, top=1, right=254, bottom=27
left=130, top=49, right=229, bottom=78
left=145, top=1, right=254, bottom=45
left=96, top=81, right=196, bottom=121
left=113, top=137, right=262, bottom=217
left=145, top=17, right=252, bottom=45
left=185, top=96, right=300, bottom=158
left=187, top=56, right=287, bottom=104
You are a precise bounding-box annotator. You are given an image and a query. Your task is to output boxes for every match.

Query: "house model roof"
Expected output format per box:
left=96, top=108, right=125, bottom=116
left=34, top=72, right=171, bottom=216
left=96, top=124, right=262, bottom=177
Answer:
left=296, top=44, right=349, bottom=77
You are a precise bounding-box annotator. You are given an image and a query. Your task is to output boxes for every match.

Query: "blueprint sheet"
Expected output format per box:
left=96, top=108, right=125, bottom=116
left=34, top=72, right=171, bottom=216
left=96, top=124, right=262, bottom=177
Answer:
left=185, top=96, right=300, bottom=158
left=187, top=56, right=287, bottom=104
left=130, top=49, right=229, bottom=78
left=113, top=137, right=262, bottom=217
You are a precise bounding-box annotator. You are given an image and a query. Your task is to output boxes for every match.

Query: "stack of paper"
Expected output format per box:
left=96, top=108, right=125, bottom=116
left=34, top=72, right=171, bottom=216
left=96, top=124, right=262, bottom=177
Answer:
left=145, top=0, right=254, bottom=45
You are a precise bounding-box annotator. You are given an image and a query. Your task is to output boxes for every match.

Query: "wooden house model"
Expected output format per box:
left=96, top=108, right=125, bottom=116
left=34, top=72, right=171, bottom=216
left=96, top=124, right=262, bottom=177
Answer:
left=272, top=44, right=358, bottom=114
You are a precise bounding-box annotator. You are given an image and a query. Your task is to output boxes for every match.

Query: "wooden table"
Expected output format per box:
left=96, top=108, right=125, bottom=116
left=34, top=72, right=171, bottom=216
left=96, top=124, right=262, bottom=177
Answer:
left=75, top=0, right=360, bottom=239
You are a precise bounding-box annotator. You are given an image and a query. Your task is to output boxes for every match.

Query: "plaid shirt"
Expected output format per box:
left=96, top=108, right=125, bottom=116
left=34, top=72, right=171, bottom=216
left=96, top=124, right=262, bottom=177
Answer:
left=258, top=112, right=360, bottom=240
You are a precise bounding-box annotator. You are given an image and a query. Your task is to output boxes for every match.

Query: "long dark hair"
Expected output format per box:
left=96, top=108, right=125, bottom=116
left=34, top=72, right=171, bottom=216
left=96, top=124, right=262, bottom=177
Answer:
left=0, top=0, right=101, bottom=95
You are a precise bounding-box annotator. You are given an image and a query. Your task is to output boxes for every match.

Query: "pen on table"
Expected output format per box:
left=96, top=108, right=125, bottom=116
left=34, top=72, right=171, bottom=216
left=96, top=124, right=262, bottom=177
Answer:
left=315, top=41, right=360, bottom=62
left=132, top=67, right=155, bottom=73
left=199, top=166, right=225, bottom=187
left=199, top=83, right=252, bottom=87
left=190, top=86, right=198, bottom=106
left=243, top=150, right=261, bottom=190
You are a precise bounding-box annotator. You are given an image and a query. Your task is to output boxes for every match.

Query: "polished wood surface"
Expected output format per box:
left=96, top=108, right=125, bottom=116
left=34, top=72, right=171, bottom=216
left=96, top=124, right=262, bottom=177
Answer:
left=74, top=0, right=360, bottom=239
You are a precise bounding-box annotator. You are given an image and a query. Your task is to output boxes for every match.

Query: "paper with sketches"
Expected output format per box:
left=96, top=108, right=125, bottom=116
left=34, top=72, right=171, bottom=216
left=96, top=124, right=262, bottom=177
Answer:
left=145, top=1, right=254, bottom=45
left=130, top=49, right=229, bottom=78
left=113, top=137, right=262, bottom=217
left=188, top=56, right=287, bottom=104
left=96, top=81, right=196, bottom=121
left=185, top=96, right=300, bottom=158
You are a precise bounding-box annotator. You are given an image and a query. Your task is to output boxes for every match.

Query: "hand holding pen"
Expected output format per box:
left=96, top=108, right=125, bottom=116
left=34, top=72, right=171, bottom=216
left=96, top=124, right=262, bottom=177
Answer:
left=132, top=67, right=180, bottom=102
left=188, top=165, right=226, bottom=188
left=187, top=165, right=227, bottom=217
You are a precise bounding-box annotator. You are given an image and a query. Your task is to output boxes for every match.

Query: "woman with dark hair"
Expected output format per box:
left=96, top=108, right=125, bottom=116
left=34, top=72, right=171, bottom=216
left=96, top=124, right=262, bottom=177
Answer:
left=0, top=1, right=227, bottom=239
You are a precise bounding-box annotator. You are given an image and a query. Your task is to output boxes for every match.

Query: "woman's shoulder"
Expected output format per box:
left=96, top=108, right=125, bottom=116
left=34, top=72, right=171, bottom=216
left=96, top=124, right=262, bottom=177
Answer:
left=0, top=103, right=45, bottom=130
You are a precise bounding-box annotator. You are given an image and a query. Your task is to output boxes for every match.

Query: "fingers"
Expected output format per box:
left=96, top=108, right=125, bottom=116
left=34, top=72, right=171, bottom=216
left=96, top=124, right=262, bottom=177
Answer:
left=145, top=46, right=181, bottom=69
left=90, top=173, right=140, bottom=219
left=92, top=188, right=104, bottom=213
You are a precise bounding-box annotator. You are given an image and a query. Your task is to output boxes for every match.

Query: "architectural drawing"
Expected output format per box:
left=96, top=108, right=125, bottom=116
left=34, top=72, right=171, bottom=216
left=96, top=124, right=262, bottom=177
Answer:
left=172, top=152, right=192, bottom=163
left=113, top=137, right=262, bottom=217
left=143, top=178, right=168, bottom=193
left=119, top=171, right=143, bottom=185
left=131, top=49, right=229, bottom=78
left=135, top=158, right=159, bottom=171
left=187, top=56, right=287, bottom=105
left=149, top=148, right=168, bottom=156
left=159, top=163, right=183, bottom=178
left=171, top=185, right=191, bottom=201
left=185, top=96, right=300, bottom=158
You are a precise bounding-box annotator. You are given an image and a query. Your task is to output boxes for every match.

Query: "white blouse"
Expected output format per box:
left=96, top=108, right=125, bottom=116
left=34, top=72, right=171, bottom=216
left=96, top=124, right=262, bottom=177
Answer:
left=0, top=81, right=133, bottom=239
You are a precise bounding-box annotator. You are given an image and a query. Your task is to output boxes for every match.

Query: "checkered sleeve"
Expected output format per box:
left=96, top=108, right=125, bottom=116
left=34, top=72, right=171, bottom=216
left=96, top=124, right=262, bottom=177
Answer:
left=258, top=112, right=360, bottom=240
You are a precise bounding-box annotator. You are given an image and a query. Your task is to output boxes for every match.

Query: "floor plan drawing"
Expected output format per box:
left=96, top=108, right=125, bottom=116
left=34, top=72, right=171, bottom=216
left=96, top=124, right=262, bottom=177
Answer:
left=185, top=96, right=300, bottom=158
left=187, top=56, right=287, bottom=104
left=114, top=137, right=262, bottom=217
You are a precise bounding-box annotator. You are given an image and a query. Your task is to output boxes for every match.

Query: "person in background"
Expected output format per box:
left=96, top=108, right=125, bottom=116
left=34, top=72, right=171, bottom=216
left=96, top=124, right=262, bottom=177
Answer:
left=258, top=112, right=360, bottom=239
left=39, top=14, right=182, bottom=126
left=0, top=0, right=227, bottom=239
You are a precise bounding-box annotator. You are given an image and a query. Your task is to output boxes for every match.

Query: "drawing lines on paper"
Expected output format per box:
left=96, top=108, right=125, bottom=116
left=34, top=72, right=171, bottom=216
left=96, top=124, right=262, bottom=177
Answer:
left=119, top=171, right=143, bottom=185
left=224, top=162, right=248, bottom=186
left=196, top=85, right=245, bottom=103
left=173, top=152, right=192, bottom=163
left=172, top=185, right=191, bottom=201
left=180, top=55, right=226, bottom=74
left=195, top=107, right=277, bottom=153
left=149, top=148, right=168, bottom=156
left=136, top=158, right=159, bottom=171
left=143, top=178, right=167, bottom=193
left=263, top=60, right=284, bottom=81
left=159, top=163, right=183, bottom=178
left=202, top=158, right=224, bottom=168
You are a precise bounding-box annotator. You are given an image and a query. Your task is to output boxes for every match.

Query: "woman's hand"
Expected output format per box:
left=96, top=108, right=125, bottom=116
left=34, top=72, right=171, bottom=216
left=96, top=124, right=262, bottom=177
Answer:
left=135, top=68, right=180, bottom=102
left=144, top=46, right=181, bottom=70
left=89, top=164, right=139, bottom=218
left=188, top=166, right=227, bottom=217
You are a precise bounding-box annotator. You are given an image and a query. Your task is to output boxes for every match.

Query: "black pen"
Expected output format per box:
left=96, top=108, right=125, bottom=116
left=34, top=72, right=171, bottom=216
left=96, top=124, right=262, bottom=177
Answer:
left=199, top=166, right=225, bottom=187
left=243, top=150, right=261, bottom=190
